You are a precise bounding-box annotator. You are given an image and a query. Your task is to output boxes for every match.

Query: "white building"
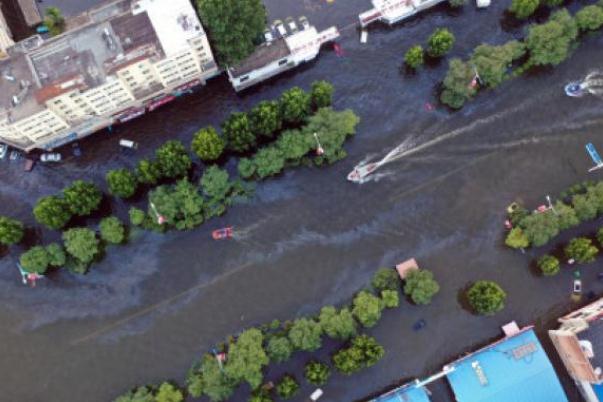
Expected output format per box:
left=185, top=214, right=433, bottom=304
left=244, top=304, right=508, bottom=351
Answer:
left=0, top=0, right=218, bottom=151
left=227, top=20, right=339, bottom=92
left=359, top=0, right=447, bottom=27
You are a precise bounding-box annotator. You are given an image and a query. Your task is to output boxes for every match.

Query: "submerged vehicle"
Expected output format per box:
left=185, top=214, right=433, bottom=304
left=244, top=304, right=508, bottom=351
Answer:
left=40, top=153, right=61, bottom=162
left=0, top=144, right=7, bottom=159
left=212, top=227, right=233, bottom=240
left=347, top=162, right=379, bottom=182
left=565, top=81, right=586, bottom=97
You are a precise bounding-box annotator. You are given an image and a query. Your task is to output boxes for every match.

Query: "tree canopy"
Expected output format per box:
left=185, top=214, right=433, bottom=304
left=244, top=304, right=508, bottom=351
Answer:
left=191, top=127, right=225, bottom=162
left=106, top=169, right=138, bottom=199
left=280, top=87, right=311, bottom=125
left=404, top=45, right=424, bottom=69
left=440, top=58, right=477, bottom=109
left=20, top=246, right=50, bottom=274
left=149, top=179, right=204, bottom=230
left=249, top=100, right=282, bottom=139
left=404, top=270, right=440, bottom=305
left=266, top=336, right=293, bottom=363
left=318, top=306, right=357, bottom=341
left=276, top=375, right=299, bottom=400
left=526, top=9, right=578, bottom=67
left=470, top=41, right=526, bottom=88
left=352, top=291, right=383, bottom=328
left=100, top=216, right=126, bottom=244
left=155, top=140, right=192, bottom=179
left=537, top=254, right=560, bottom=276
left=332, top=335, right=384, bottom=375
left=565, top=237, right=599, bottom=263
left=427, top=28, right=455, bottom=57
left=467, top=280, right=506, bottom=315
left=304, top=361, right=331, bottom=386
left=136, top=159, right=162, bottom=186
left=62, top=227, right=100, bottom=270
left=223, top=112, right=256, bottom=153
left=34, top=195, right=72, bottom=230
left=62, top=180, right=102, bottom=216
left=0, top=215, right=24, bottom=245
left=224, top=328, right=269, bottom=390
left=288, top=318, right=323, bottom=351
left=509, top=0, right=540, bottom=19
left=311, top=81, right=334, bottom=110
left=575, top=5, right=603, bottom=32
left=371, top=268, right=401, bottom=292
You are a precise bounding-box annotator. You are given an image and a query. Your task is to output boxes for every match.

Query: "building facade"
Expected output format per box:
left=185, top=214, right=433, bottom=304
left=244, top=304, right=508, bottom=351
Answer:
left=359, top=0, right=447, bottom=27
left=0, top=0, right=218, bottom=151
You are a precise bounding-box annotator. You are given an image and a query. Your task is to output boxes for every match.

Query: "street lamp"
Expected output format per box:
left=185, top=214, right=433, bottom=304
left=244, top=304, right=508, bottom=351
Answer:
left=546, top=195, right=557, bottom=215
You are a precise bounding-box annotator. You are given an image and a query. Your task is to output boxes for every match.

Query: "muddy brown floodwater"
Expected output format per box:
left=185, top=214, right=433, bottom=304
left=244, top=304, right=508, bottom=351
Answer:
left=1, top=0, right=603, bottom=401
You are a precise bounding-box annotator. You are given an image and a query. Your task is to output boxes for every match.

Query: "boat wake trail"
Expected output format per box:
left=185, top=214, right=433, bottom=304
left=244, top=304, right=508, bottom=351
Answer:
left=566, top=70, right=603, bottom=98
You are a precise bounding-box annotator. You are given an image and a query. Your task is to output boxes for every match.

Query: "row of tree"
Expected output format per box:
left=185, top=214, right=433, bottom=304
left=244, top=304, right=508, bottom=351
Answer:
left=441, top=5, right=603, bottom=109
left=537, top=233, right=603, bottom=276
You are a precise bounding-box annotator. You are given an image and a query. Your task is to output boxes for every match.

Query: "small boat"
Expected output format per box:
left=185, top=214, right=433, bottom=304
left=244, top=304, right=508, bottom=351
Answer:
left=119, top=139, right=138, bottom=149
left=565, top=81, right=586, bottom=97
left=573, top=279, right=582, bottom=295
left=212, top=227, right=233, bottom=240
left=413, top=319, right=426, bottom=331
left=347, top=162, right=378, bottom=182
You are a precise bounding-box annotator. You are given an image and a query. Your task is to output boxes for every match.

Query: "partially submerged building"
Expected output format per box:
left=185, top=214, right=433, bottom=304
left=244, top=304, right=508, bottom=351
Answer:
left=227, top=19, right=339, bottom=92
left=0, top=0, right=218, bottom=151
left=549, top=297, right=603, bottom=402
left=370, top=380, right=431, bottom=402
left=359, top=0, right=447, bottom=27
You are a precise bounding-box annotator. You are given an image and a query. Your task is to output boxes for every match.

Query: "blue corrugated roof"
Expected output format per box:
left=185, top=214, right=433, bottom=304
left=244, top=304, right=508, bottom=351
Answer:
left=446, top=329, right=568, bottom=402
left=372, top=382, right=431, bottom=402
left=592, top=382, right=603, bottom=401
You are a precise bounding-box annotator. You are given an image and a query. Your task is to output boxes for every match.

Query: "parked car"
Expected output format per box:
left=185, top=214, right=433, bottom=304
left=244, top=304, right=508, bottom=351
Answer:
left=299, top=16, right=310, bottom=30
left=273, top=20, right=286, bottom=37
left=285, top=17, right=298, bottom=34
left=40, top=153, right=61, bottom=162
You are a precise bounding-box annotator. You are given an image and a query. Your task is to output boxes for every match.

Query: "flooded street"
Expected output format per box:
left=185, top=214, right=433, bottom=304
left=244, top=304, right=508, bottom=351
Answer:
left=2, top=0, right=603, bottom=401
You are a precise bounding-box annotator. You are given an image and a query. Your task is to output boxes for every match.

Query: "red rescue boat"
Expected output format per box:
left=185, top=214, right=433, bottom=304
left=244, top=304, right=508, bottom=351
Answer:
left=212, top=227, right=233, bottom=240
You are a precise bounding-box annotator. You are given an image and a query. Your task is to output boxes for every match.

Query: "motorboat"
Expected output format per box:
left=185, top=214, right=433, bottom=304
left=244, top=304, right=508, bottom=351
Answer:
left=212, top=227, right=233, bottom=240
left=347, top=162, right=378, bottom=182
left=565, top=81, right=586, bottom=97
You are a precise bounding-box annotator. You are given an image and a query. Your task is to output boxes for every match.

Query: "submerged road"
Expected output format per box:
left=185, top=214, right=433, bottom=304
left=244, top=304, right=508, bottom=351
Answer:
left=1, top=0, right=603, bottom=400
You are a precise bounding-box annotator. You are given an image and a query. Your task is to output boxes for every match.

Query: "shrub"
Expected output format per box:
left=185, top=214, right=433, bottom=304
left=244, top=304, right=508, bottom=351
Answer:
left=403, top=270, right=440, bottom=305
left=253, top=147, right=285, bottom=179
left=155, top=140, right=192, bottom=179
left=467, top=280, right=506, bottom=315
left=520, top=211, right=560, bottom=247
left=276, top=375, right=299, bottom=400
left=155, top=382, right=183, bottom=402
left=304, top=361, right=330, bottom=385
left=449, top=0, right=467, bottom=7
left=46, top=243, right=66, bottom=268
left=223, top=328, right=269, bottom=390
left=509, top=0, right=540, bottom=19
left=266, top=336, right=293, bottom=363
left=537, top=254, right=560, bottom=276
left=381, top=289, right=400, bottom=308
left=129, top=207, right=146, bottom=226
left=404, top=45, right=424, bottom=69
left=191, top=126, right=225, bottom=162
left=248, top=388, right=274, bottom=402
left=33, top=195, right=72, bottom=230
left=0, top=215, right=24, bottom=245
left=62, top=180, right=102, bottom=216
left=427, top=28, right=455, bottom=57
left=470, top=41, right=526, bottom=88
left=100, top=216, right=126, bottom=244
left=526, top=9, right=578, bottom=67
left=575, top=5, right=603, bottom=32
left=372, top=267, right=401, bottom=292
left=565, top=237, right=598, bottom=263
left=352, top=291, right=383, bottom=328
left=106, top=169, right=138, bottom=199
left=149, top=179, right=204, bottom=230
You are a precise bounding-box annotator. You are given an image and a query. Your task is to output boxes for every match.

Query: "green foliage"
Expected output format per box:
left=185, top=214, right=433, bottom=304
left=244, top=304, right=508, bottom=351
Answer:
left=470, top=41, right=526, bottom=88
left=155, top=140, right=192, bottom=179
left=62, top=227, right=99, bottom=270
left=576, top=5, right=603, bottom=32
left=248, top=388, right=274, bottom=402
left=201, top=166, right=232, bottom=201
left=136, top=159, right=162, bottom=186
left=249, top=100, right=282, bottom=139
left=100, top=217, right=126, bottom=244
left=597, top=227, right=603, bottom=246
left=302, top=108, right=359, bottom=165
left=238, top=158, right=257, bottom=180
left=403, top=270, right=440, bottom=305
left=0, top=215, right=24, bottom=245
left=196, top=354, right=237, bottom=402
left=311, top=80, right=334, bottom=109
left=34, top=195, right=72, bottom=230
left=333, top=335, right=384, bottom=375
left=276, top=375, right=299, bottom=400
left=46, top=243, right=66, bottom=267
left=554, top=201, right=580, bottom=230
left=544, top=0, right=564, bottom=6
left=404, top=45, right=424, bottom=69
left=565, top=237, right=598, bottom=263
left=149, top=179, right=204, bottom=230
left=537, top=254, right=560, bottom=276
left=20, top=246, right=50, bottom=274
left=224, top=328, right=269, bottom=390
left=381, top=289, right=400, bottom=308
left=129, top=207, right=146, bottom=226
left=571, top=193, right=598, bottom=222
left=44, top=7, right=65, bottom=36
left=114, top=385, right=154, bottom=402
left=318, top=306, right=357, bottom=341
left=371, top=267, right=401, bottom=292
left=467, top=280, right=506, bottom=315
left=275, top=130, right=312, bottom=162
left=280, top=87, right=311, bottom=125
left=427, top=28, right=455, bottom=57
left=266, top=336, right=293, bottom=363
left=440, top=59, right=477, bottom=109
left=526, top=9, right=578, bottom=67
left=253, top=147, right=285, bottom=179
left=155, top=383, right=184, bottom=402
left=505, top=227, right=530, bottom=249
left=304, top=361, right=330, bottom=385
left=509, top=0, right=540, bottom=19
left=449, top=0, right=467, bottom=7
left=192, top=126, right=225, bottom=162
left=520, top=211, right=560, bottom=247
left=106, top=169, right=138, bottom=199
left=62, top=180, right=102, bottom=216
left=352, top=291, right=383, bottom=328
left=196, top=0, right=266, bottom=65
left=223, top=112, right=256, bottom=153
left=288, top=318, right=323, bottom=351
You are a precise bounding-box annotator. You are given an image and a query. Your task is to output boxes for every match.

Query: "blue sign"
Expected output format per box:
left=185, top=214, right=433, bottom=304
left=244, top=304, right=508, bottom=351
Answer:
left=586, top=143, right=603, bottom=166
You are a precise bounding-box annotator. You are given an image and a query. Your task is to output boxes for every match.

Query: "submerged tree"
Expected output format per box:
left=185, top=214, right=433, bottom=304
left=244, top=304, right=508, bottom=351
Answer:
left=106, top=169, right=138, bottom=199
left=280, top=87, right=311, bottom=125
left=224, top=328, right=269, bottom=389
left=404, top=45, right=424, bottom=69
left=191, top=126, right=225, bottom=162
left=249, top=100, right=282, bottom=139
left=352, top=291, right=383, bottom=328
left=508, top=0, right=540, bottom=19
left=62, top=227, right=100, bottom=272
left=0, top=215, right=24, bottom=245
left=466, top=280, right=506, bottom=315
left=155, top=140, right=192, bottom=179
left=34, top=195, right=72, bottom=230
left=427, top=28, right=455, bottom=57
left=440, top=58, right=477, bottom=109
left=404, top=269, right=440, bottom=305
left=149, top=179, right=205, bottom=230
left=99, top=216, right=126, bottom=244
left=44, top=7, right=65, bottom=36
left=63, top=180, right=102, bottom=216
left=223, top=112, right=256, bottom=153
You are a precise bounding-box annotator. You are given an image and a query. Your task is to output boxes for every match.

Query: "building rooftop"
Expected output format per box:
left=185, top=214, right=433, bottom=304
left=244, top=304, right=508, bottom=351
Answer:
left=371, top=381, right=431, bottom=402
left=579, top=318, right=603, bottom=370
left=446, top=328, right=568, bottom=402
left=229, top=38, right=290, bottom=78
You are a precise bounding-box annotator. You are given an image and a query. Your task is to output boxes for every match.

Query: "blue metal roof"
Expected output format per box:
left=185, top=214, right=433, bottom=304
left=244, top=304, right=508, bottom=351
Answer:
left=592, top=382, right=603, bottom=401
left=446, top=329, right=568, bottom=402
left=372, top=381, right=431, bottom=402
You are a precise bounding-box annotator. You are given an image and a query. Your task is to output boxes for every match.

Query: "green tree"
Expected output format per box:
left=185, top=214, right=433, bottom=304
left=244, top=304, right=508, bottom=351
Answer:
left=520, top=211, right=559, bottom=247
left=238, top=158, right=257, bottom=180
left=467, top=280, right=506, bottom=315
left=155, top=383, right=183, bottom=402
left=404, top=269, right=440, bottom=305
left=62, top=228, right=99, bottom=270
left=440, top=58, right=477, bottom=109
left=62, top=180, right=102, bottom=216
left=526, top=9, right=578, bottom=67
left=249, top=100, right=282, bottom=139
left=223, top=112, right=256, bottom=153
left=275, top=130, right=312, bottom=162
left=136, top=159, right=162, bottom=186
left=311, top=80, right=334, bottom=109
left=565, top=237, right=598, bottom=263
left=597, top=227, right=603, bottom=247
left=576, top=5, right=603, bottom=32
left=129, top=207, right=146, bottom=226
left=33, top=195, right=72, bottom=230
left=224, top=328, right=269, bottom=389
left=191, top=127, right=225, bottom=162
left=470, top=41, right=526, bottom=88
left=100, top=216, right=126, bottom=244
left=351, top=334, right=385, bottom=367
left=505, top=227, right=530, bottom=249
left=352, top=291, right=383, bottom=328
left=156, top=140, right=192, bottom=179
left=46, top=243, right=66, bottom=267
left=196, top=0, right=266, bottom=65
left=248, top=388, right=273, bottom=402
left=276, top=375, right=299, bottom=400
left=280, top=87, right=311, bottom=125
left=253, top=147, right=285, bottom=179
left=44, top=7, right=65, bottom=36
left=304, top=361, right=330, bottom=385
left=543, top=0, right=563, bottom=6
left=572, top=193, right=598, bottom=222
left=0, top=215, right=24, bottom=245
left=318, top=306, right=357, bottom=341
left=554, top=201, right=580, bottom=230
left=302, top=108, right=360, bottom=165
left=509, top=0, right=540, bottom=19
left=266, top=336, right=293, bottom=363
left=371, top=267, right=401, bottom=291
left=196, top=354, right=236, bottom=402
left=114, top=385, right=154, bottom=402
left=149, top=179, right=204, bottom=230
left=381, top=289, right=400, bottom=308
left=106, top=169, right=138, bottom=199
left=201, top=166, right=232, bottom=201
left=332, top=346, right=362, bottom=375
left=404, top=45, right=424, bottom=69
left=427, top=28, right=455, bottom=57
left=288, top=318, right=323, bottom=351
left=186, top=364, right=204, bottom=398
left=333, top=335, right=384, bottom=375
left=537, top=254, right=560, bottom=276
left=20, top=246, right=50, bottom=274
left=449, top=0, right=467, bottom=7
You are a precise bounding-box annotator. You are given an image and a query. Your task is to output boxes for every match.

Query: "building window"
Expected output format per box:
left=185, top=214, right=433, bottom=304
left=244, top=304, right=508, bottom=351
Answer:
left=278, top=59, right=288, bottom=66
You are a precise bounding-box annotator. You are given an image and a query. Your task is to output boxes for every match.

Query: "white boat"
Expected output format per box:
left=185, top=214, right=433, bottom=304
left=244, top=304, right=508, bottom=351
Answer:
left=0, top=144, right=7, bottom=159
left=565, top=81, right=586, bottom=97
left=347, top=162, right=379, bottom=182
